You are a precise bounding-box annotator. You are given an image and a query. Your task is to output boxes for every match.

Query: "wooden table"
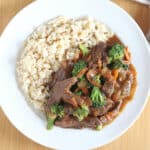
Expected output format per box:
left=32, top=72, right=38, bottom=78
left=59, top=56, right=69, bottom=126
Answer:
left=0, top=0, right=150, bottom=150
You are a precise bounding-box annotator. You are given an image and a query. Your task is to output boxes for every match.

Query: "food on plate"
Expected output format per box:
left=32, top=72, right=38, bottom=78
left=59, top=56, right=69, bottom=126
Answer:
left=16, top=16, right=137, bottom=130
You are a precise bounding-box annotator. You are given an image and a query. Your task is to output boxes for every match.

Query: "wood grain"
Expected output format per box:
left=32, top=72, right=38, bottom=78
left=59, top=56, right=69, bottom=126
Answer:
left=0, top=0, right=150, bottom=150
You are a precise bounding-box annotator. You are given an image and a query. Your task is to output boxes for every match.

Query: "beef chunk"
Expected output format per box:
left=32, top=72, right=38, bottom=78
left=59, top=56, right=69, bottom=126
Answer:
left=55, top=116, right=101, bottom=129
left=49, top=60, right=74, bottom=89
left=121, top=73, right=133, bottom=98
left=102, top=80, right=115, bottom=97
left=47, top=77, right=78, bottom=106
left=99, top=100, right=122, bottom=124
left=90, top=99, right=115, bottom=116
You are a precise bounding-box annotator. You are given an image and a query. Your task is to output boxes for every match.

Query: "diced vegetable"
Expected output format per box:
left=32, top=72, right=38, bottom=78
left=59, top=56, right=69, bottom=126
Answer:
left=73, top=105, right=89, bottom=121
left=79, top=44, right=89, bottom=55
left=72, top=60, right=87, bottom=76
left=50, top=104, right=64, bottom=118
left=108, top=60, right=128, bottom=70
left=112, top=69, right=119, bottom=80
left=90, top=86, right=106, bottom=107
left=108, top=43, right=124, bottom=62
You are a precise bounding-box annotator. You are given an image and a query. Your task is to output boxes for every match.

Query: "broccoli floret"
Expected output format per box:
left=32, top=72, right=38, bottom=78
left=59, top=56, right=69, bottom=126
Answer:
left=47, top=104, right=64, bottom=130
left=79, top=44, right=89, bottom=56
left=108, top=59, right=128, bottom=70
left=73, top=105, right=89, bottom=121
left=108, top=43, right=124, bottom=62
left=50, top=104, right=64, bottom=118
left=47, top=114, right=56, bottom=130
left=90, top=86, right=106, bottom=107
left=72, top=60, right=87, bottom=76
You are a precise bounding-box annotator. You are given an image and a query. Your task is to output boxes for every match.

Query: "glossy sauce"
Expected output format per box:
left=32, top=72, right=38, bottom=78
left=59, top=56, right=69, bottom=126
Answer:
left=120, top=64, right=137, bottom=111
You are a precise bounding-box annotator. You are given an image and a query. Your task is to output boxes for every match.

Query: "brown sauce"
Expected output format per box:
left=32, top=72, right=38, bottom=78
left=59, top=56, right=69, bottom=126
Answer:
left=120, top=64, right=137, bottom=111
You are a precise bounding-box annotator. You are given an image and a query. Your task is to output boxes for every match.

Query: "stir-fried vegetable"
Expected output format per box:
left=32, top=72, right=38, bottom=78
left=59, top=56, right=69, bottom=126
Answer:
left=108, top=60, right=128, bottom=70
left=79, top=44, right=89, bottom=56
left=47, top=114, right=56, bottom=130
left=50, top=104, right=64, bottom=118
left=90, top=86, right=106, bottom=107
left=73, top=105, right=89, bottom=121
left=72, top=60, right=87, bottom=76
left=108, top=43, right=124, bottom=62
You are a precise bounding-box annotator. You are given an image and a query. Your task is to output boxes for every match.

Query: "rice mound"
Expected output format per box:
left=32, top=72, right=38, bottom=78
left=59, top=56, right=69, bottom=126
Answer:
left=16, top=16, right=113, bottom=110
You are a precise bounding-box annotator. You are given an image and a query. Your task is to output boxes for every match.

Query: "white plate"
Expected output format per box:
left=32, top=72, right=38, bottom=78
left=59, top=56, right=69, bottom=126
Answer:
left=0, top=0, right=150, bottom=149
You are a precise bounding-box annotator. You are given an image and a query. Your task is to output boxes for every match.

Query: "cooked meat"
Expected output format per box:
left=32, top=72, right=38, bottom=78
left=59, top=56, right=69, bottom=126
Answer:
left=80, top=117, right=102, bottom=129
left=102, top=80, right=115, bottom=97
left=48, top=77, right=92, bottom=107
left=64, top=104, right=75, bottom=115
left=90, top=99, right=114, bottom=116
left=118, top=69, right=127, bottom=82
left=47, top=77, right=78, bottom=106
left=49, top=60, right=74, bottom=89
left=111, top=90, right=121, bottom=102
left=85, top=42, right=106, bottom=68
left=121, top=74, right=133, bottom=98
left=55, top=116, right=101, bottom=129
left=99, top=100, right=122, bottom=124
left=55, top=116, right=80, bottom=128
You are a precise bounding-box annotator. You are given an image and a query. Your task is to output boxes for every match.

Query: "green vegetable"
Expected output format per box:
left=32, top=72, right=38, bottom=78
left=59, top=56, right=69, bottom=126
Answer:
left=74, top=90, right=83, bottom=96
left=108, top=43, right=124, bottom=62
left=47, top=114, right=56, bottom=130
left=72, top=60, right=87, bottom=76
left=96, top=125, right=103, bottom=130
left=108, top=60, right=128, bottom=70
left=47, top=117, right=55, bottom=130
left=73, top=105, right=89, bottom=121
left=50, top=104, right=64, bottom=118
left=93, top=75, right=100, bottom=84
left=79, top=44, right=89, bottom=56
left=90, top=86, right=106, bottom=107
